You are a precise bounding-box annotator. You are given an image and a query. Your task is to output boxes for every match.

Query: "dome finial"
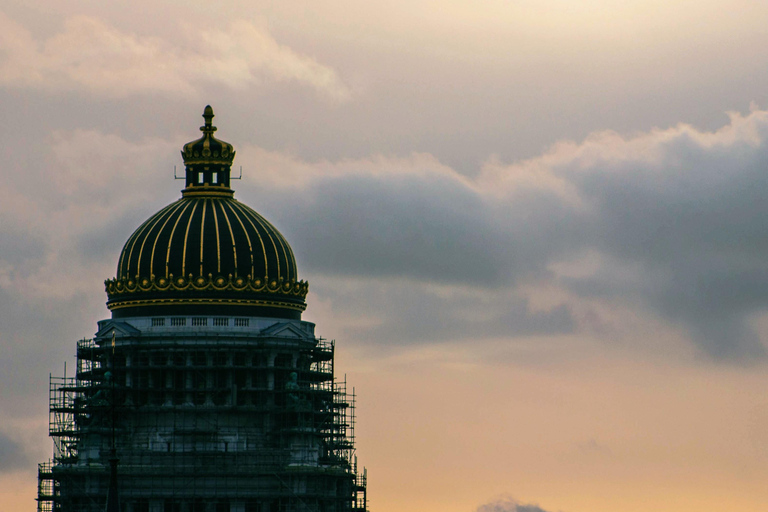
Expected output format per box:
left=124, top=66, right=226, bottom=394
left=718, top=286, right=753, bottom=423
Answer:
left=201, top=105, right=216, bottom=134
left=181, top=105, right=236, bottom=196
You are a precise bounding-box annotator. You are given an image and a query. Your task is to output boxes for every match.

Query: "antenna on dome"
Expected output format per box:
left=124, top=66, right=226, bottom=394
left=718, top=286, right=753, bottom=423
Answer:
left=173, top=165, right=184, bottom=180
left=231, top=166, right=243, bottom=180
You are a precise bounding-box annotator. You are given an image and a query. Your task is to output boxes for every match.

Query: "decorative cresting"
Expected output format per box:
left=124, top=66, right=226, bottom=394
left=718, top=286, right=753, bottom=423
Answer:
left=105, top=107, right=308, bottom=319
left=181, top=105, right=236, bottom=196
left=106, top=274, right=309, bottom=297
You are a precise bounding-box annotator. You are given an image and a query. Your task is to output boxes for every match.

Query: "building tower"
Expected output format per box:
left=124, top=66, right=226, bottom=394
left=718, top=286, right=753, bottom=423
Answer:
left=37, top=107, right=368, bottom=512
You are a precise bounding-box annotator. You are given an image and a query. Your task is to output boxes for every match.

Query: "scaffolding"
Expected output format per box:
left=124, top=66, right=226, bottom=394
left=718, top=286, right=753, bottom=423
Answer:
left=39, top=324, right=367, bottom=512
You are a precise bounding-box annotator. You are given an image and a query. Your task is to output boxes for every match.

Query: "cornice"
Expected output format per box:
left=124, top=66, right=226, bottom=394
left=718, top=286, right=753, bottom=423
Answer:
left=106, top=296, right=307, bottom=312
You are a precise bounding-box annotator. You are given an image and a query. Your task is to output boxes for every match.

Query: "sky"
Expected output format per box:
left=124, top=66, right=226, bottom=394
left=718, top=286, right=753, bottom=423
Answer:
left=2, top=1, right=768, bottom=511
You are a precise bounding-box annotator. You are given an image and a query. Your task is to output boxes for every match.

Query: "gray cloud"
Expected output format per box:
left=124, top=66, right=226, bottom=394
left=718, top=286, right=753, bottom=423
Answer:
left=2, top=4, right=768, bottom=508
left=305, top=276, right=574, bottom=346
left=477, top=497, right=557, bottom=512
left=243, top=110, right=768, bottom=360
left=0, top=431, right=31, bottom=473
left=6, top=86, right=768, bottom=362
left=276, top=173, right=511, bottom=286
left=549, top=116, right=768, bottom=359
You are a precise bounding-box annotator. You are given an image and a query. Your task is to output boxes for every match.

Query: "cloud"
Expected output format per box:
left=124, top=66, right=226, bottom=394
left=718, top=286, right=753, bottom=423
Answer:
left=0, top=12, right=350, bottom=100
left=237, top=108, right=768, bottom=360
left=303, top=276, right=574, bottom=346
left=0, top=431, right=31, bottom=473
left=0, top=129, right=178, bottom=301
left=6, top=104, right=768, bottom=360
left=238, top=148, right=576, bottom=288
left=515, top=110, right=768, bottom=360
left=477, top=496, right=557, bottom=512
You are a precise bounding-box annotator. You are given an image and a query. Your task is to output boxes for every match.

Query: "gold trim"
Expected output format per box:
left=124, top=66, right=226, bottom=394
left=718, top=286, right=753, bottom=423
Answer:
left=138, top=200, right=179, bottom=279
left=180, top=106, right=236, bottom=168
left=181, top=188, right=234, bottom=198
left=107, top=296, right=306, bottom=312
left=105, top=273, right=308, bottom=298
left=256, top=203, right=297, bottom=282
left=223, top=200, right=257, bottom=279
left=230, top=200, right=270, bottom=279
left=277, top=214, right=298, bottom=282
left=150, top=200, right=186, bottom=276
left=241, top=202, right=290, bottom=281
left=212, top=198, right=221, bottom=274
left=164, top=200, right=193, bottom=278
left=199, top=198, right=207, bottom=277
left=217, top=199, right=238, bottom=273
left=121, top=202, right=177, bottom=278
left=181, top=200, right=200, bottom=277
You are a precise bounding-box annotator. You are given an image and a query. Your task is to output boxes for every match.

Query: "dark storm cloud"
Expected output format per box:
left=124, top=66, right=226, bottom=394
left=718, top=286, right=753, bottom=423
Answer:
left=252, top=111, right=768, bottom=359
left=554, top=117, right=768, bottom=359
left=477, top=497, right=557, bottom=512
left=6, top=90, right=768, bottom=361
left=277, top=173, right=511, bottom=285
left=261, top=167, right=581, bottom=289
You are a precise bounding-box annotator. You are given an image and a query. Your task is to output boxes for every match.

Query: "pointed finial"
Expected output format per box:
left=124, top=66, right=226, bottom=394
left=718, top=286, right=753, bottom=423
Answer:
left=201, top=105, right=216, bottom=133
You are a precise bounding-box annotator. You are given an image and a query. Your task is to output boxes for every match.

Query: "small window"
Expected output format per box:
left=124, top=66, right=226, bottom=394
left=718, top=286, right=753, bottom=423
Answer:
left=212, top=172, right=218, bottom=184
left=151, top=318, right=165, bottom=327
left=170, top=318, right=186, bottom=327
left=198, top=172, right=204, bottom=184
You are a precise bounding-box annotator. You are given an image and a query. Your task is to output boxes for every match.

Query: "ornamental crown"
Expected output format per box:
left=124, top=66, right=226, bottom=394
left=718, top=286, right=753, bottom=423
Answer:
left=180, top=105, right=236, bottom=168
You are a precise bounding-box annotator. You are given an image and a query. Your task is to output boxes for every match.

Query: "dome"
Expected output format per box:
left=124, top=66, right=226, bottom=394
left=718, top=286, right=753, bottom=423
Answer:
left=105, top=107, right=308, bottom=319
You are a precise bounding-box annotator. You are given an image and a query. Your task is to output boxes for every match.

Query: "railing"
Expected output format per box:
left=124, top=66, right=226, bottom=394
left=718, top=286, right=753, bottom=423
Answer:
left=37, top=461, right=55, bottom=512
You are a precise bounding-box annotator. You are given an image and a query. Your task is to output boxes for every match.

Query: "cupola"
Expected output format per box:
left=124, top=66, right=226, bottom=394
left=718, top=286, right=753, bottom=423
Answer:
left=180, top=105, right=236, bottom=196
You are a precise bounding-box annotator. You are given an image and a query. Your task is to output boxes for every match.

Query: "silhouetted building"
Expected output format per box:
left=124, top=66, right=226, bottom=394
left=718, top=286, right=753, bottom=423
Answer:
left=37, top=107, right=368, bottom=512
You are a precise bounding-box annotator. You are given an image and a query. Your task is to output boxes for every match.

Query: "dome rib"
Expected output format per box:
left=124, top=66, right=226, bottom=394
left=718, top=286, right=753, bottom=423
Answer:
left=121, top=201, right=176, bottom=279
left=164, top=200, right=193, bottom=279
left=211, top=199, right=222, bottom=274
left=223, top=199, right=257, bottom=278
left=198, top=199, right=207, bottom=277
left=242, top=202, right=296, bottom=282
left=216, top=199, right=239, bottom=274
left=246, top=203, right=282, bottom=279
left=230, top=200, right=275, bottom=279
left=182, top=199, right=201, bottom=277
left=237, top=202, right=284, bottom=280
left=149, top=199, right=184, bottom=276
left=137, top=201, right=176, bottom=279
